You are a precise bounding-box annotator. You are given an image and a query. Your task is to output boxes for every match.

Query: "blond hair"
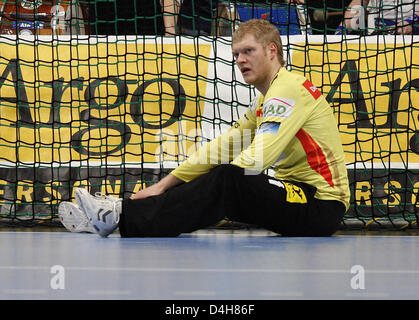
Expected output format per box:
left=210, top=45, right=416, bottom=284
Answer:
left=232, top=19, right=285, bottom=67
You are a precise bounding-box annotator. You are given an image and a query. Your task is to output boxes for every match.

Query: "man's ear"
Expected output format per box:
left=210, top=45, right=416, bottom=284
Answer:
left=268, top=42, right=278, bottom=60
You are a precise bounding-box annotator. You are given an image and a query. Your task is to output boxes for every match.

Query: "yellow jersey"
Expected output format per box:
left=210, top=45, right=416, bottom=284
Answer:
left=171, top=68, right=350, bottom=211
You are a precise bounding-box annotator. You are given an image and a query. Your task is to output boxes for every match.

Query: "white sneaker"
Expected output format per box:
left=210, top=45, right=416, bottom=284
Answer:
left=74, top=188, right=122, bottom=238
left=58, top=201, right=96, bottom=233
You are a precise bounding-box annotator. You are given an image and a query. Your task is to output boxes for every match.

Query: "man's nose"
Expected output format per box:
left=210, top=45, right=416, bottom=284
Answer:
left=236, top=53, right=246, bottom=64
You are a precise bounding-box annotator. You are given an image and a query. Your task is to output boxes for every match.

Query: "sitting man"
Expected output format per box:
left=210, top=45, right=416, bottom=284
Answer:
left=59, top=19, right=350, bottom=238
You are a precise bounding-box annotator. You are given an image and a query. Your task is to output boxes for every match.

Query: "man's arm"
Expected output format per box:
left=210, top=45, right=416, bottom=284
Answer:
left=335, top=0, right=369, bottom=34
left=161, top=0, right=179, bottom=35
left=170, top=109, right=257, bottom=182
left=130, top=172, right=183, bottom=200
left=130, top=108, right=257, bottom=200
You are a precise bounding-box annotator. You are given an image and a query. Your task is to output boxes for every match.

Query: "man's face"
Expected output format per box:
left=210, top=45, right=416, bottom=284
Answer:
left=232, top=33, right=273, bottom=89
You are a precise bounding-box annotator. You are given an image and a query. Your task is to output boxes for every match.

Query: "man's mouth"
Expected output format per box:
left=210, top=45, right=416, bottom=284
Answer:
left=241, top=67, right=251, bottom=75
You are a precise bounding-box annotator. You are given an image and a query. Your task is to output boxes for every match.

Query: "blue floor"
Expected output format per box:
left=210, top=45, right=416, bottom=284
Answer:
left=0, top=229, right=418, bottom=300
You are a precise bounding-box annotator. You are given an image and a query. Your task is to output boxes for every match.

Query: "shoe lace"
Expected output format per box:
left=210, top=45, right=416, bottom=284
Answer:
left=94, top=192, right=122, bottom=224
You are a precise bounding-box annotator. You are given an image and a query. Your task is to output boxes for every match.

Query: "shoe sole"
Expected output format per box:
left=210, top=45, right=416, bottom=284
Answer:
left=58, top=201, right=95, bottom=233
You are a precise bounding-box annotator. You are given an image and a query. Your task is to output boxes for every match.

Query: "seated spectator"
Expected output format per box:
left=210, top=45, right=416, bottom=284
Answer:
left=87, top=0, right=177, bottom=35
left=336, top=0, right=418, bottom=35
left=287, top=0, right=352, bottom=35
left=177, top=0, right=216, bottom=36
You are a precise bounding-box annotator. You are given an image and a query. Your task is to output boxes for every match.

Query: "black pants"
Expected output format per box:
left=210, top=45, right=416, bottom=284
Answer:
left=118, top=164, right=345, bottom=237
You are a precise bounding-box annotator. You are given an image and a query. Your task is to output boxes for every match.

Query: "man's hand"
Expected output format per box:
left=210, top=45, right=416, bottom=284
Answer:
left=396, top=21, right=413, bottom=35
left=130, top=173, right=183, bottom=200
left=130, top=183, right=165, bottom=200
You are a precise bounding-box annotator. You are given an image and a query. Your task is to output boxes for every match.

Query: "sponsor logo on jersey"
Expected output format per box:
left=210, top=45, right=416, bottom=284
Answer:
left=269, top=179, right=307, bottom=203
left=256, top=97, right=295, bottom=118
left=256, top=122, right=280, bottom=135
left=268, top=179, right=308, bottom=204
left=302, top=79, right=321, bottom=100
left=283, top=182, right=308, bottom=204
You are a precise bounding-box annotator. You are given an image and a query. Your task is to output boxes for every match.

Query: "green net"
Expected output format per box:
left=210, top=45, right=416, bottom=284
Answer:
left=0, top=0, right=418, bottom=230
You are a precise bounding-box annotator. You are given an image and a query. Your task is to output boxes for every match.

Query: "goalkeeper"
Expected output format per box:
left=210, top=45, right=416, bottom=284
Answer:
left=59, top=19, right=350, bottom=238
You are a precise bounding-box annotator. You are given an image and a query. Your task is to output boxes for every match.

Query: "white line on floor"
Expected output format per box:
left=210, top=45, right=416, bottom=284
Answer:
left=345, top=292, right=390, bottom=298
left=173, top=290, right=216, bottom=296
left=259, top=291, right=303, bottom=297
left=3, top=289, right=47, bottom=295
left=0, top=265, right=419, bottom=274
left=88, top=290, right=131, bottom=296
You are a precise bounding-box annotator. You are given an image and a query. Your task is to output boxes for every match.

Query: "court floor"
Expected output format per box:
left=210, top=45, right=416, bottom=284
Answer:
left=0, top=228, right=418, bottom=300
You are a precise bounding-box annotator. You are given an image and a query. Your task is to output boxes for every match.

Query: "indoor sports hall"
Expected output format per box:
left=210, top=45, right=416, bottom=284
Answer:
left=0, top=0, right=418, bottom=301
